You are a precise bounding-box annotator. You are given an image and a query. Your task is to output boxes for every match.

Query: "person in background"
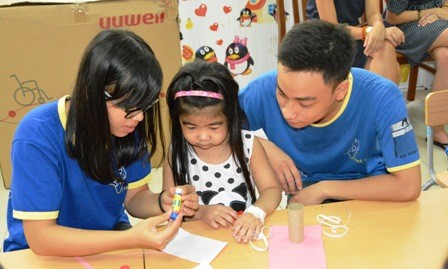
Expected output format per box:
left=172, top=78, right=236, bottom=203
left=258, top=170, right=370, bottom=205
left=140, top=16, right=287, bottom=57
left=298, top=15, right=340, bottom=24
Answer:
left=385, top=0, right=448, bottom=149
left=307, top=0, right=404, bottom=84
left=3, top=29, right=198, bottom=256
left=163, top=60, right=281, bottom=243
left=238, top=20, right=421, bottom=206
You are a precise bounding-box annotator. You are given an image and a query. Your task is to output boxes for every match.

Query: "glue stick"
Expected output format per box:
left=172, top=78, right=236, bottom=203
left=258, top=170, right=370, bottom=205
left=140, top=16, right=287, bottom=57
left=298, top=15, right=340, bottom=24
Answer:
left=446, top=147, right=448, bottom=170
left=170, top=187, right=182, bottom=220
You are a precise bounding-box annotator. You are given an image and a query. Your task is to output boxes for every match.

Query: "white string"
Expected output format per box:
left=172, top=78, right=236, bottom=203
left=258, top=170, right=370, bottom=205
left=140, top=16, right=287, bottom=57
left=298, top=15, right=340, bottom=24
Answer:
left=249, top=226, right=271, bottom=252
left=317, top=212, right=352, bottom=238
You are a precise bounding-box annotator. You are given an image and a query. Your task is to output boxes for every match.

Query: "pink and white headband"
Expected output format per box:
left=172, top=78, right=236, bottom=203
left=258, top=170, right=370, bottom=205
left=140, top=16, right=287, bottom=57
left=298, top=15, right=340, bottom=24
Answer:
left=174, top=90, right=224, bottom=100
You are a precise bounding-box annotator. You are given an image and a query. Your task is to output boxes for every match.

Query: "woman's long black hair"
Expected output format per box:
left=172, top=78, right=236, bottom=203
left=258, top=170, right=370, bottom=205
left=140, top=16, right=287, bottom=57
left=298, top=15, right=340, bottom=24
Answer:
left=166, top=60, right=256, bottom=202
left=65, top=29, right=165, bottom=184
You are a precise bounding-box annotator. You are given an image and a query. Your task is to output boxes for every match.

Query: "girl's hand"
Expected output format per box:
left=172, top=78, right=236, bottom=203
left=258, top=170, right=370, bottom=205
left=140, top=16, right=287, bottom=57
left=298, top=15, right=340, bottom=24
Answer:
left=363, top=24, right=385, bottom=56
left=179, top=185, right=199, bottom=216
left=384, top=27, right=405, bottom=47
left=129, top=210, right=183, bottom=250
left=232, top=213, right=263, bottom=243
left=199, top=205, right=238, bottom=229
left=419, top=13, right=439, bottom=27
left=161, top=185, right=199, bottom=217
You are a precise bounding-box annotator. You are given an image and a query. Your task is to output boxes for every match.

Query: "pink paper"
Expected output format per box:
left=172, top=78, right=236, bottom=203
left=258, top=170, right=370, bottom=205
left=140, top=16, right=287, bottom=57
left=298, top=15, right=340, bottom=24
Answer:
left=268, top=225, right=327, bottom=269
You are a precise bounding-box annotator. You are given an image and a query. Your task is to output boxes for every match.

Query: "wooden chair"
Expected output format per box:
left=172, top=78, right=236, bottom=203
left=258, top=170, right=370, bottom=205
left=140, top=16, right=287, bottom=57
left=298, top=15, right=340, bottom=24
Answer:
left=421, top=89, right=448, bottom=190
left=276, top=0, right=306, bottom=43
left=397, top=55, right=435, bottom=101
left=276, top=0, right=287, bottom=44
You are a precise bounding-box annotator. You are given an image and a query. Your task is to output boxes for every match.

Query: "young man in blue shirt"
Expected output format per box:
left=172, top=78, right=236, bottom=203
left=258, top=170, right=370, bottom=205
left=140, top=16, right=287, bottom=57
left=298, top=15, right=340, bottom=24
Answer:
left=239, top=20, right=421, bottom=205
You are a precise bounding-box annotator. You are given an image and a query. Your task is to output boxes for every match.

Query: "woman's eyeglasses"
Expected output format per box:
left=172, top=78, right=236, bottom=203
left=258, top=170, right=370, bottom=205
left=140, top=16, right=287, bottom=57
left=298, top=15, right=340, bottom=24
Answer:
left=123, top=99, right=159, bottom=119
left=105, top=91, right=159, bottom=119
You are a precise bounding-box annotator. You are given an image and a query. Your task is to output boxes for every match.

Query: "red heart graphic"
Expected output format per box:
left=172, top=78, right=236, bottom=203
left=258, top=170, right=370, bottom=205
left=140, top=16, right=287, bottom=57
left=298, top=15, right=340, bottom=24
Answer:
left=223, top=6, right=232, bottom=14
left=194, top=4, right=207, bottom=17
left=210, top=23, right=218, bottom=31
left=216, top=39, right=223, bottom=46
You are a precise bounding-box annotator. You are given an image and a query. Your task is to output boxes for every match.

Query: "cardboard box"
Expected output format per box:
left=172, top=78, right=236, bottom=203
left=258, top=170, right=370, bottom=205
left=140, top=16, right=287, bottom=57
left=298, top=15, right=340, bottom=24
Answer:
left=0, top=0, right=181, bottom=188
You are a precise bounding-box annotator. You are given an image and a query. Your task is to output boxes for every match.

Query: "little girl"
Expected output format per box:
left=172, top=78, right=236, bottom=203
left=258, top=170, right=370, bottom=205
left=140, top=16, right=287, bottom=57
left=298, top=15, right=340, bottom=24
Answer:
left=163, top=60, right=282, bottom=243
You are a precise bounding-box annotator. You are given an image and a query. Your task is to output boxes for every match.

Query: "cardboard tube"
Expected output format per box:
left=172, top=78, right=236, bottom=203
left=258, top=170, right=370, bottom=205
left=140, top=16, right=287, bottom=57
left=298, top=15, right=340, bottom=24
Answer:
left=287, top=203, right=304, bottom=243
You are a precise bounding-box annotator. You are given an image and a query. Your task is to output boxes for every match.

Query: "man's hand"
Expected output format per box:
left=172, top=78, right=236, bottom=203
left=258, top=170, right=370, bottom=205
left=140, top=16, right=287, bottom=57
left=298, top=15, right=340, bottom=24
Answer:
left=261, top=140, right=302, bottom=194
left=288, top=182, right=326, bottom=206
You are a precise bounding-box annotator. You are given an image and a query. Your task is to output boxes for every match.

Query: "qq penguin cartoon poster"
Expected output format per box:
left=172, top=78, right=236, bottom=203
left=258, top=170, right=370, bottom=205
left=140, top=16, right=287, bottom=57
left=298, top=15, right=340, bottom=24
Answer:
left=178, top=0, right=280, bottom=88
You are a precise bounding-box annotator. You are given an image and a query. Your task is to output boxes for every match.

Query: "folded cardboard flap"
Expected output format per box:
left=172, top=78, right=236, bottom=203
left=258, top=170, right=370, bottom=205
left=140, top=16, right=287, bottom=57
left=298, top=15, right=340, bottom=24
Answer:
left=0, top=0, right=181, bottom=188
left=0, top=0, right=99, bottom=7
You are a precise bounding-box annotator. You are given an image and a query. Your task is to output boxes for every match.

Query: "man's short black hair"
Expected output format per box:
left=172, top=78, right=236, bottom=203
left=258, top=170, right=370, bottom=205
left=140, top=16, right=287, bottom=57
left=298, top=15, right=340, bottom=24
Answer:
left=278, top=19, right=356, bottom=86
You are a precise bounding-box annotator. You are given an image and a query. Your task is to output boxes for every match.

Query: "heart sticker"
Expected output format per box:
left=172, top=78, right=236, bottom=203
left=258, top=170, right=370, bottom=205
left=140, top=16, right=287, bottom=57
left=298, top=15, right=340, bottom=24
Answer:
left=223, top=6, right=232, bottom=14
left=210, top=22, right=218, bottom=31
left=194, top=4, right=207, bottom=17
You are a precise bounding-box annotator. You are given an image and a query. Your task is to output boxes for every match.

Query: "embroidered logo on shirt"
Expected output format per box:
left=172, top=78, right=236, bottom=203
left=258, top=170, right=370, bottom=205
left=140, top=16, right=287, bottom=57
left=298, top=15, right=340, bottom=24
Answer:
left=109, top=167, right=128, bottom=194
left=118, top=167, right=127, bottom=180
left=346, top=139, right=366, bottom=163
left=391, top=118, right=417, bottom=158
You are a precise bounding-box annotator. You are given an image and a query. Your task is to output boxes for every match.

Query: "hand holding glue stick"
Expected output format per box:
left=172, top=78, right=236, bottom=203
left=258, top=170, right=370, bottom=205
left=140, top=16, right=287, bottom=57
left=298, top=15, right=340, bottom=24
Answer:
left=158, top=185, right=198, bottom=219
left=170, top=187, right=183, bottom=221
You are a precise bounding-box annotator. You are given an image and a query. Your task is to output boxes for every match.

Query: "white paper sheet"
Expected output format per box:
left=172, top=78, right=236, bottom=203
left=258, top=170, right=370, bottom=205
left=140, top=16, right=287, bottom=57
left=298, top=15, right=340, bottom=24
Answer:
left=163, top=228, right=227, bottom=265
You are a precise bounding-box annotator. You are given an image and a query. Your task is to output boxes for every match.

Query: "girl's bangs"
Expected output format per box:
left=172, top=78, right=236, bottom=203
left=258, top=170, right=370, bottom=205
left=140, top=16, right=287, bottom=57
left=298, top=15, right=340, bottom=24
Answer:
left=113, top=68, right=160, bottom=110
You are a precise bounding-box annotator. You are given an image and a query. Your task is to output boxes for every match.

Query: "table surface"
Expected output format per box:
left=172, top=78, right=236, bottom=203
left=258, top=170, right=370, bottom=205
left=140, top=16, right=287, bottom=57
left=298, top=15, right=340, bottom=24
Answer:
left=1, top=188, right=447, bottom=269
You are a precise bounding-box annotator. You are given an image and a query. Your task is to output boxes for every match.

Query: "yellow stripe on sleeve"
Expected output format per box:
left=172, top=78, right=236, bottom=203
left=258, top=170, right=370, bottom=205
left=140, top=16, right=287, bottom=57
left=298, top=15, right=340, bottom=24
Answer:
left=128, top=173, right=152, bottom=190
left=13, top=210, right=59, bottom=220
left=387, top=159, right=421, bottom=173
